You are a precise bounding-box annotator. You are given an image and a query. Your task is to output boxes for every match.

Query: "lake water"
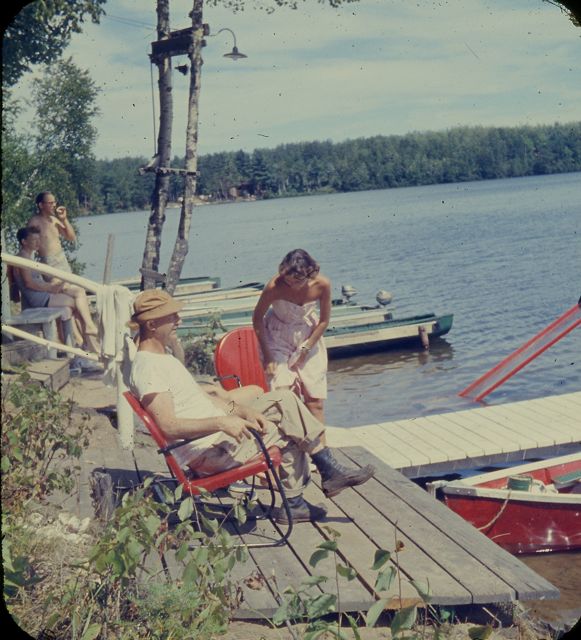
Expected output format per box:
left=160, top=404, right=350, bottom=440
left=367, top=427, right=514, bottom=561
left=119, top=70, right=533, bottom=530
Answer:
left=78, top=172, right=581, bottom=427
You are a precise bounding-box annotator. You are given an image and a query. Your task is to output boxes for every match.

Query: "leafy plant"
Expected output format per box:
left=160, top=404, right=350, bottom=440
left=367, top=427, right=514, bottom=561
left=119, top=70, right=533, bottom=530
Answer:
left=42, top=480, right=247, bottom=639
left=182, top=312, right=225, bottom=375
left=272, top=527, right=442, bottom=639
left=1, top=371, right=91, bottom=512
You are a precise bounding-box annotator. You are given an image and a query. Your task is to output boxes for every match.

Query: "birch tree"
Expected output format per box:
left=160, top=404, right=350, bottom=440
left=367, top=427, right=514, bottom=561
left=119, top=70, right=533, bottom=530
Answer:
left=140, top=0, right=175, bottom=290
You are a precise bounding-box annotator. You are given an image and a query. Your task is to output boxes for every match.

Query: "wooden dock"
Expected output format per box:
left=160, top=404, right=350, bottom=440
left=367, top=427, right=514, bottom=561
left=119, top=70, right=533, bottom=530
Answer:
left=73, top=430, right=561, bottom=620
left=221, top=447, right=559, bottom=618
left=57, top=387, right=581, bottom=620
left=326, top=392, right=581, bottom=478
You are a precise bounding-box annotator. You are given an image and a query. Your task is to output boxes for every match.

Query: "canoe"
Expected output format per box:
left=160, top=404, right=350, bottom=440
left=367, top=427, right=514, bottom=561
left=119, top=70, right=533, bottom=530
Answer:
left=178, top=311, right=453, bottom=356
left=180, top=296, right=394, bottom=324
left=323, top=313, right=453, bottom=356
left=180, top=282, right=264, bottom=306
left=114, top=274, right=222, bottom=297
left=430, top=453, right=581, bottom=554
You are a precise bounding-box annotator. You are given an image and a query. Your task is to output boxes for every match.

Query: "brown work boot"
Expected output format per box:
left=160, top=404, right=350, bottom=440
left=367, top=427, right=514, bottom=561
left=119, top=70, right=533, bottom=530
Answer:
left=274, top=497, right=328, bottom=524
left=311, top=447, right=375, bottom=498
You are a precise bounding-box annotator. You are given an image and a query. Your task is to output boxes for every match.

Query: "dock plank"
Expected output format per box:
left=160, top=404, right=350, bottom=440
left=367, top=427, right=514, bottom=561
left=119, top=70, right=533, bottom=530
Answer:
left=497, top=404, right=575, bottom=444
left=330, top=393, right=581, bottom=477
left=342, top=448, right=559, bottom=602
left=360, top=424, right=434, bottom=466
left=353, top=425, right=420, bottom=467
left=417, top=414, right=498, bottom=456
left=75, top=393, right=573, bottom=620
left=390, top=421, right=454, bottom=464
left=328, top=452, right=521, bottom=604
left=443, top=409, right=540, bottom=452
left=389, top=420, right=456, bottom=463
left=511, top=398, right=580, bottom=434
left=313, top=478, right=475, bottom=605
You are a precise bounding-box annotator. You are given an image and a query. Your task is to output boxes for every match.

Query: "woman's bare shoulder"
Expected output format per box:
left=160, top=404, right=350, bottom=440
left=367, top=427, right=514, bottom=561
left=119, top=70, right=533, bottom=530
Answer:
left=263, top=275, right=283, bottom=293
left=315, top=274, right=332, bottom=290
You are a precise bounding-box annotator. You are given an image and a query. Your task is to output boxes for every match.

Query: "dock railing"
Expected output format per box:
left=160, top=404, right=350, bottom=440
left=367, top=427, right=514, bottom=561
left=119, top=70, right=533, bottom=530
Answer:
left=1, top=252, right=136, bottom=449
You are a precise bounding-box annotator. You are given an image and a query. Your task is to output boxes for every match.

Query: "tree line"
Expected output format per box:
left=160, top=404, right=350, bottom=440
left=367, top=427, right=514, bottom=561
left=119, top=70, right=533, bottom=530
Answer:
left=90, top=121, right=581, bottom=214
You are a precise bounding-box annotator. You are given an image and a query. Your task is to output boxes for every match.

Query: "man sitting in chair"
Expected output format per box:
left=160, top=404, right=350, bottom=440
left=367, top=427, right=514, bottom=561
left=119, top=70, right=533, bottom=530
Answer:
left=129, top=290, right=375, bottom=524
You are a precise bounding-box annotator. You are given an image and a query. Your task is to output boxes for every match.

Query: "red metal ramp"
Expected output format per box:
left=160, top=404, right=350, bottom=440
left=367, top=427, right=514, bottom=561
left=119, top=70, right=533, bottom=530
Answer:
left=459, top=301, right=581, bottom=402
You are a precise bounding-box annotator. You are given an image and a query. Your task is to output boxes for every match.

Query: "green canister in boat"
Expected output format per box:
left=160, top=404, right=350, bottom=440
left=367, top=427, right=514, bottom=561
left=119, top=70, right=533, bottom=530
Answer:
left=507, top=474, right=533, bottom=491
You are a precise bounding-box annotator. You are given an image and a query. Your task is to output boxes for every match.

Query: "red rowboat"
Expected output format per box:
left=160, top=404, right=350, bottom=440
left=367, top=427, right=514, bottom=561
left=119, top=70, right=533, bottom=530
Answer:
left=430, top=453, right=581, bottom=555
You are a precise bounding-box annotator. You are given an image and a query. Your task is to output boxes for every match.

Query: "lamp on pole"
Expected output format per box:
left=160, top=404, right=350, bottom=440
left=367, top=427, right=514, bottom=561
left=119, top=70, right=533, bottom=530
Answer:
left=211, top=27, right=248, bottom=60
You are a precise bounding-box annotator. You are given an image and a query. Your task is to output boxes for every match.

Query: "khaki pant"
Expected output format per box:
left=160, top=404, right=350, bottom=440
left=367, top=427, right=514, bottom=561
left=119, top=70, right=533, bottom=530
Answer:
left=191, top=390, right=325, bottom=498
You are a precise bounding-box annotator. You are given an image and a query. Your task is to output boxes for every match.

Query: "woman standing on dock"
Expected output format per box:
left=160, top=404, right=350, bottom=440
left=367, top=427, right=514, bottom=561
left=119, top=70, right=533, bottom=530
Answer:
left=253, top=249, right=331, bottom=423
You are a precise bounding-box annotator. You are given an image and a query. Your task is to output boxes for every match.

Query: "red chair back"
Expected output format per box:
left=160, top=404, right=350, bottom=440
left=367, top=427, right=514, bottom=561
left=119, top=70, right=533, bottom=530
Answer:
left=214, top=327, right=268, bottom=392
left=123, top=390, right=189, bottom=484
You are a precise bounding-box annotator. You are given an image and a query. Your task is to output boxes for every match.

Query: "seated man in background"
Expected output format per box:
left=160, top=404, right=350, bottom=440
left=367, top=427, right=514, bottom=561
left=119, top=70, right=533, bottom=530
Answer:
left=129, top=290, right=375, bottom=524
left=13, top=226, right=100, bottom=366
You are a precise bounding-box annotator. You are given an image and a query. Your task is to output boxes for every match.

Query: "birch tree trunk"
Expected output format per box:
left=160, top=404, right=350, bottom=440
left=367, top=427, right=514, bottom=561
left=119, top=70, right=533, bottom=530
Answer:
left=165, top=0, right=204, bottom=294
left=140, top=0, right=173, bottom=290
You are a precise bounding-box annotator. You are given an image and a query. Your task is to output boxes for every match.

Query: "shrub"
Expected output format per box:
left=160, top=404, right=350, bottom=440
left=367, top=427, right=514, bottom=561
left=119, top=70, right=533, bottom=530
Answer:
left=1, top=371, right=90, bottom=513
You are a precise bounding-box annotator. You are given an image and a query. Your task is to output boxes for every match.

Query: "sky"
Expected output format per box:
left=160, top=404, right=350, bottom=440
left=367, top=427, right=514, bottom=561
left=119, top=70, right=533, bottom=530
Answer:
left=10, top=0, right=581, bottom=160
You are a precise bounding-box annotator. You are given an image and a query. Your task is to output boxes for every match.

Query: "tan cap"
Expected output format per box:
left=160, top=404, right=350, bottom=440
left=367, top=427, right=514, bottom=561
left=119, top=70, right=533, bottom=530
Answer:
left=130, top=289, right=183, bottom=324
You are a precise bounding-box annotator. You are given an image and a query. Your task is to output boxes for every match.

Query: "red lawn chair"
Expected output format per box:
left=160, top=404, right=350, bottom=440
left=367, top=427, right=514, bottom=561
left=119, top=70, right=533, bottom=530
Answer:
left=123, top=390, right=292, bottom=547
left=214, top=326, right=268, bottom=391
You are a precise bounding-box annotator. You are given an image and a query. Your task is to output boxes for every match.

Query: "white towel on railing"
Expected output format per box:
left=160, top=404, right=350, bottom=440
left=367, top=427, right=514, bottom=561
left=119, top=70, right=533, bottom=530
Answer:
left=96, top=284, right=135, bottom=386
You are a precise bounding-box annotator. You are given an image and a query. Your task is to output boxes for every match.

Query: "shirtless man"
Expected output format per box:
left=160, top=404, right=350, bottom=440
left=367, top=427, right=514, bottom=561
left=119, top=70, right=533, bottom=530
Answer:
left=27, top=191, right=76, bottom=273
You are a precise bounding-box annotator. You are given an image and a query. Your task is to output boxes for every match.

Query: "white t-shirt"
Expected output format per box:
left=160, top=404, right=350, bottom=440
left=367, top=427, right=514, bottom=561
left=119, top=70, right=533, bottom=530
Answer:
left=129, top=351, right=226, bottom=467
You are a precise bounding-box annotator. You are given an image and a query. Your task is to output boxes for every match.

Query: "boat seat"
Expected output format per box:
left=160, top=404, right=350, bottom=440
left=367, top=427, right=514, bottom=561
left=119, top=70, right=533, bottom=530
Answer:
left=553, top=469, right=581, bottom=490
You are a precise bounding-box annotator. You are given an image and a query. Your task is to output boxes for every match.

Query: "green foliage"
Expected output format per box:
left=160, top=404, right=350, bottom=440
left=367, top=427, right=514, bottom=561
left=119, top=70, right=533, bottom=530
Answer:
left=273, top=528, right=443, bottom=638
left=59, top=480, right=246, bottom=639
left=4, top=473, right=247, bottom=639
left=2, top=0, right=106, bottom=87
left=2, top=58, right=100, bottom=257
left=182, top=313, right=225, bottom=375
left=1, top=371, right=91, bottom=512
left=468, top=624, right=494, bottom=640
left=2, top=520, right=45, bottom=599
left=69, top=122, right=581, bottom=216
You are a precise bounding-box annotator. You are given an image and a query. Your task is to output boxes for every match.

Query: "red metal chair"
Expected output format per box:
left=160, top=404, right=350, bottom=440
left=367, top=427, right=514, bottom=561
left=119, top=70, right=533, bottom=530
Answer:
left=123, top=390, right=292, bottom=547
left=214, top=326, right=268, bottom=392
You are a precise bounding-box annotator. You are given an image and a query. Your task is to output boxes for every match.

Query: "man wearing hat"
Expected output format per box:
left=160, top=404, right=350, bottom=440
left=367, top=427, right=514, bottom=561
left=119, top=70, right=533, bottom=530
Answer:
left=129, top=289, right=375, bottom=524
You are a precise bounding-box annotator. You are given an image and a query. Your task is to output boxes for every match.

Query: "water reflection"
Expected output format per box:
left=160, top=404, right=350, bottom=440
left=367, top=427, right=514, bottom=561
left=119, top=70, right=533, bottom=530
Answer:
left=329, top=339, right=455, bottom=377
left=326, top=339, right=465, bottom=426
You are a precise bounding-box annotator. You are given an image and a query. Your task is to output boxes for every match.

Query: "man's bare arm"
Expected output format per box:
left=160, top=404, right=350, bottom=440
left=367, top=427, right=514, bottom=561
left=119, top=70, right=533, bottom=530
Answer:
left=142, top=390, right=257, bottom=443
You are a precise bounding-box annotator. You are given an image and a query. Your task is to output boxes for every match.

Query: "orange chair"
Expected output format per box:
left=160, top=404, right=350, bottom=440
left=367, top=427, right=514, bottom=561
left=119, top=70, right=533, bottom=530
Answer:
left=123, top=391, right=292, bottom=546
left=214, top=326, right=268, bottom=392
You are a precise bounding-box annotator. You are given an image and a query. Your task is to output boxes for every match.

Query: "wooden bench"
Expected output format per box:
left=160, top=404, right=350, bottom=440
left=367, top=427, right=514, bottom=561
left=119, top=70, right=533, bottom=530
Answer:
left=4, top=307, right=73, bottom=359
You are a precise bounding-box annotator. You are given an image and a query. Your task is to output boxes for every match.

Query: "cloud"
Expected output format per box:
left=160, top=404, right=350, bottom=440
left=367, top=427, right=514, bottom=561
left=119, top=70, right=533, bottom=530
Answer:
left=11, top=0, right=580, bottom=158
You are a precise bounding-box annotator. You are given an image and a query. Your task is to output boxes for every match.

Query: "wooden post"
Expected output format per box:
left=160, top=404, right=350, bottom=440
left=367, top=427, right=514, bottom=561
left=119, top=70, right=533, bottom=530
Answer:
left=102, top=234, right=115, bottom=284
left=117, top=365, right=134, bottom=450
left=1, top=231, right=12, bottom=322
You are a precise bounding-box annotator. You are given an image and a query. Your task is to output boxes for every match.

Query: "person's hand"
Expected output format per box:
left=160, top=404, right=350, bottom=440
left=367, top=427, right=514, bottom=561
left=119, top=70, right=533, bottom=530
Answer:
left=55, top=205, right=67, bottom=221
left=265, top=360, right=277, bottom=377
left=217, top=415, right=255, bottom=443
left=235, top=405, right=271, bottom=434
left=294, top=350, right=309, bottom=368
left=51, top=282, right=64, bottom=294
